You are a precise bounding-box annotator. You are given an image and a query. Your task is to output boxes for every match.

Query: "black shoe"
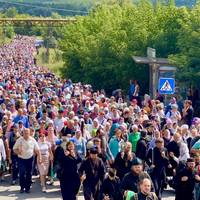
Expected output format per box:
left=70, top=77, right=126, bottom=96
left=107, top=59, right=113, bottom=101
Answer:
left=25, top=189, right=30, bottom=193
left=20, top=188, right=24, bottom=193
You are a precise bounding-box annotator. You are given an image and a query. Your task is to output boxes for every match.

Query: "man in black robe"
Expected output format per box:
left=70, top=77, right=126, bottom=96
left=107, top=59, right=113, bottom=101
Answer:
left=174, top=158, right=200, bottom=200
left=79, top=146, right=105, bottom=200
left=146, top=138, right=170, bottom=200
left=120, top=158, right=153, bottom=198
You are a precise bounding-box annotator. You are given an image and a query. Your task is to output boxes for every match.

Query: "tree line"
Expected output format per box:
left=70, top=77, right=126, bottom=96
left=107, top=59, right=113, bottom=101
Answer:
left=0, top=0, right=197, bottom=17
left=59, top=0, right=200, bottom=94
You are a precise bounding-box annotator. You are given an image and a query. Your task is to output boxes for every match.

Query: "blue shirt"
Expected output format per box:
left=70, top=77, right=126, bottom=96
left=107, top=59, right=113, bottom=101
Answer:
left=74, top=137, right=86, bottom=158
left=109, top=136, right=122, bottom=158
left=129, top=83, right=135, bottom=96
left=13, top=115, right=29, bottom=128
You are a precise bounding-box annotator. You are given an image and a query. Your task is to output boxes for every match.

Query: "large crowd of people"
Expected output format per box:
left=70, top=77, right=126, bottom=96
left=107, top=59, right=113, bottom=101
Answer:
left=0, top=36, right=200, bottom=200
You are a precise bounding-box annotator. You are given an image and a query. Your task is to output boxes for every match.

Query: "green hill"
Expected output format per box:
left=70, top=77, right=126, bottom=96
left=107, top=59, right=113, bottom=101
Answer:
left=0, top=0, right=197, bottom=17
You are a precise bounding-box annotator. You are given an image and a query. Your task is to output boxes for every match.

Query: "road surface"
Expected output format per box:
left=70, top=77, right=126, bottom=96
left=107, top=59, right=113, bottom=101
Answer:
left=0, top=174, right=175, bottom=200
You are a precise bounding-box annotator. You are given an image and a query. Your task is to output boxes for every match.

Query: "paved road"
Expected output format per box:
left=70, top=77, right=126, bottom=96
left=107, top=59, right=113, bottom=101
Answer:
left=0, top=174, right=175, bottom=200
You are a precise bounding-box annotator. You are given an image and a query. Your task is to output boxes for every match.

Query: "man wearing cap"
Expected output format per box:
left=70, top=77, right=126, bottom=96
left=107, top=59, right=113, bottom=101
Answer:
left=146, top=138, right=170, bottom=200
left=13, top=109, right=29, bottom=128
left=18, top=120, right=25, bottom=136
left=54, top=108, right=66, bottom=133
left=121, top=157, right=153, bottom=198
left=174, top=158, right=200, bottom=200
left=79, top=146, right=105, bottom=200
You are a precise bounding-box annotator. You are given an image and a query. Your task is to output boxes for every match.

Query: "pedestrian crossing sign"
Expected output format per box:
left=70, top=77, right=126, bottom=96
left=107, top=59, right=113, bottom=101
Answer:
left=159, top=78, right=175, bottom=94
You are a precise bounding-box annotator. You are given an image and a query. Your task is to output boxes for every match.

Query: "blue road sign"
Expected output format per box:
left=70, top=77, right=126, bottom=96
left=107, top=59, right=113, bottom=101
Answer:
left=159, top=78, right=175, bottom=94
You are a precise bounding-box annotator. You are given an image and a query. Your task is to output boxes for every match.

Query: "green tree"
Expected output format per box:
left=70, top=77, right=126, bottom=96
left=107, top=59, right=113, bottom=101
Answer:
left=4, top=7, right=18, bottom=18
left=60, top=0, right=200, bottom=94
left=59, top=1, right=175, bottom=93
left=4, top=26, right=15, bottom=39
left=170, top=4, right=200, bottom=88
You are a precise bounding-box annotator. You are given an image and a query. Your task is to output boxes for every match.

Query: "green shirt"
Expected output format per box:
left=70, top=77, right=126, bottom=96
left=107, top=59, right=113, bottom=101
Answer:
left=128, top=132, right=140, bottom=152
left=91, top=128, right=97, bottom=137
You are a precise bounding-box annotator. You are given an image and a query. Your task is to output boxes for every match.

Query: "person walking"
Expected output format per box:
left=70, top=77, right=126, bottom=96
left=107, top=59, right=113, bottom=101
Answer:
left=121, top=158, right=153, bottom=198
left=13, top=128, right=41, bottom=193
left=174, top=158, right=200, bottom=200
left=109, top=128, right=124, bottom=159
left=114, top=142, right=134, bottom=180
left=128, top=125, right=140, bottom=153
left=8, top=125, right=21, bottom=185
left=0, top=130, right=6, bottom=182
left=136, top=130, right=148, bottom=162
left=73, top=129, right=86, bottom=159
left=79, top=146, right=105, bottom=200
left=37, top=133, right=53, bottom=192
left=59, top=141, right=82, bottom=200
left=182, top=100, right=194, bottom=127
left=99, top=168, right=123, bottom=200
left=146, top=138, right=171, bottom=200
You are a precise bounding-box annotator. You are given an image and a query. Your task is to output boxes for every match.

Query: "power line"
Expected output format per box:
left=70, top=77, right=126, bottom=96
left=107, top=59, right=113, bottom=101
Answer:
left=0, top=0, right=89, bottom=14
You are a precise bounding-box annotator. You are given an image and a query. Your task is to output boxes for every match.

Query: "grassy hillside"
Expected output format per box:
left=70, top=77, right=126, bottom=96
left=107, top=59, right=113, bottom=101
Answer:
left=36, top=47, right=63, bottom=77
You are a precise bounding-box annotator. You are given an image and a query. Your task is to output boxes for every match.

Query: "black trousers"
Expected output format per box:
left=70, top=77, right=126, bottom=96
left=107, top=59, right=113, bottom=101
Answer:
left=60, top=178, right=80, bottom=200
left=18, top=157, right=33, bottom=191
left=11, top=154, right=19, bottom=181
left=175, top=191, right=194, bottom=200
left=83, top=183, right=100, bottom=200
left=152, top=177, right=164, bottom=200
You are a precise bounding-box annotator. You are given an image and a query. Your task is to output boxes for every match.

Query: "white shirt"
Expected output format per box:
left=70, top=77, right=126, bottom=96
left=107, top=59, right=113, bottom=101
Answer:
left=38, top=141, right=50, bottom=156
left=13, top=136, right=39, bottom=159
left=54, top=117, right=66, bottom=132
left=0, top=138, right=6, bottom=161
left=179, top=142, right=190, bottom=162
left=166, top=110, right=181, bottom=123
left=133, top=84, right=139, bottom=96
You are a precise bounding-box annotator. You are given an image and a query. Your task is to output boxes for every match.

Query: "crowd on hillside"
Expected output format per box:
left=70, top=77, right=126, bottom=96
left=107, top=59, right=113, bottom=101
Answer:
left=0, top=36, right=200, bottom=200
